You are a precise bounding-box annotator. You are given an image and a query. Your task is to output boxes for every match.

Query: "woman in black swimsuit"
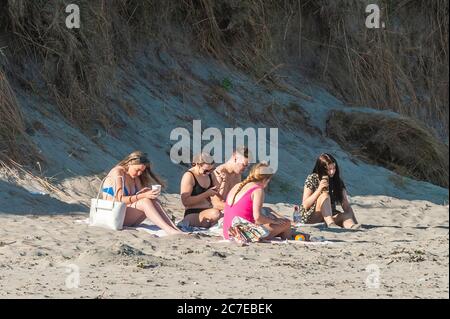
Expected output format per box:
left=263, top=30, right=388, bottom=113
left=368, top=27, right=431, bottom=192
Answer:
left=180, top=153, right=222, bottom=228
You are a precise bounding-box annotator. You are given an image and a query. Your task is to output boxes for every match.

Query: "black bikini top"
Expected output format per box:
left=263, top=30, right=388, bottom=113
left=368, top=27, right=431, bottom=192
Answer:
left=187, top=171, right=213, bottom=196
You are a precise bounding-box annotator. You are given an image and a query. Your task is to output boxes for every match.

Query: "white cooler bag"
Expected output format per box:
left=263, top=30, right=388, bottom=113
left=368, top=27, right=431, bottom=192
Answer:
left=89, top=176, right=127, bottom=230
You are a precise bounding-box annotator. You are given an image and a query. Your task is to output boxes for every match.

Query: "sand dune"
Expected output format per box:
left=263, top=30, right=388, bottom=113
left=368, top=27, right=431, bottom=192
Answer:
left=0, top=39, right=447, bottom=300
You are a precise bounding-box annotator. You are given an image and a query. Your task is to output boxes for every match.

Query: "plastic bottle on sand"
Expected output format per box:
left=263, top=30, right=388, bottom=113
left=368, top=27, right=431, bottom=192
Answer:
left=292, top=205, right=301, bottom=223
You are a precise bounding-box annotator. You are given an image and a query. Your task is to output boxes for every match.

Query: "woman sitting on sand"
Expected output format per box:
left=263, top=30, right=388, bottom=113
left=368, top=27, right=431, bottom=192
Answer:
left=299, top=153, right=359, bottom=229
left=223, top=163, right=292, bottom=240
left=180, top=153, right=222, bottom=228
left=103, top=151, right=183, bottom=235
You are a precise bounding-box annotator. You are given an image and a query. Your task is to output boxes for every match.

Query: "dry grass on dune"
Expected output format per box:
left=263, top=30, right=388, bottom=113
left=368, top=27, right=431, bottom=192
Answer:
left=186, top=0, right=449, bottom=139
left=2, top=0, right=447, bottom=132
left=3, top=0, right=121, bottom=132
left=0, top=0, right=199, bottom=134
left=326, top=110, right=449, bottom=188
left=0, top=70, right=39, bottom=163
left=0, top=1, right=152, bottom=167
left=297, top=0, right=449, bottom=140
left=0, top=0, right=447, bottom=172
left=0, top=0, right=280, bottom=164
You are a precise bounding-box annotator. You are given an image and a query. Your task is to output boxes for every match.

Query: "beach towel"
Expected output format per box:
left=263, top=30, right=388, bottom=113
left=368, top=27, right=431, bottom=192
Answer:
left=175, top=218, right=224, bottom=237
left=265, top=237, right=333, bottom=245
left=213, top=236, right=332, bottom=246
left=75, top=218, right=224, bottom=238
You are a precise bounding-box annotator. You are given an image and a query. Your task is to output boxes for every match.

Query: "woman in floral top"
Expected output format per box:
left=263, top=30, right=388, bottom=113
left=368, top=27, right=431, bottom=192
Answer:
left=299, top=153, right=359, bottom=229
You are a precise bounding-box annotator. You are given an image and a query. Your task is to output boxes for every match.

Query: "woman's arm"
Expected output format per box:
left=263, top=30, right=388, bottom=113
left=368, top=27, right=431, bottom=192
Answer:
left=341, top=189, right=357, bottom=220
left=263, top=207, right=289, bottom=221
left=301, top=185, right=323, bottom=211
left=180, top=172, right=217, bottom=207
left=103, top=169, right=153, bottom=205
left=210, top=170, right=225, bottom=210
left=341, top=188, right=353, bottom=213
left=252, top=189, right=283, bottom=225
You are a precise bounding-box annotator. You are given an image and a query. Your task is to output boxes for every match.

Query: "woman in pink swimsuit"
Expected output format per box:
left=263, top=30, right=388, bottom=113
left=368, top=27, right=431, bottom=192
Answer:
left=223, top=163, right=292, bottom=240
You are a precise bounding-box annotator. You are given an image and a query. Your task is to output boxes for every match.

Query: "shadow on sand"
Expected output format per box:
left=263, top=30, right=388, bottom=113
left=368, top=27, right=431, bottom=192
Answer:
left=0, top=180, right=87, bottom=216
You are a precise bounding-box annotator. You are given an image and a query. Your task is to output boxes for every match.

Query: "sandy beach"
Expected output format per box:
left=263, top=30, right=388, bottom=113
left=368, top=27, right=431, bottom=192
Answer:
left=0, top=2, right=448, bottom=300
left=0, top=193, right=448, bottom=299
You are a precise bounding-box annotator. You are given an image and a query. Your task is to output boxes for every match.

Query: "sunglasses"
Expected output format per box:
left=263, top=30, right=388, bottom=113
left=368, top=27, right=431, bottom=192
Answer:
left=204, top=168, right=215, bottom=174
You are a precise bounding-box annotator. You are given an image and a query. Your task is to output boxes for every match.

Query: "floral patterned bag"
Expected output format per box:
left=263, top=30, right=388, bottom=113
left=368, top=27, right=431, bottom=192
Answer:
left=228, top=216, right=269, bottom=244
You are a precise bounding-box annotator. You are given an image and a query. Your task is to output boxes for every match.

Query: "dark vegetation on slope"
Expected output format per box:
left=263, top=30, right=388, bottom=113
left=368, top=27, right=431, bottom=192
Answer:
left=326, top=110, right=449, bottom=188
left=0, top=0, right=448, bottom=187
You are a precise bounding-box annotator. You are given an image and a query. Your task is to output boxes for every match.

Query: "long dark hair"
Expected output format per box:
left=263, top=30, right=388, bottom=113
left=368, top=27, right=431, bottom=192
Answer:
left=312, top=153, right=345, bottom=204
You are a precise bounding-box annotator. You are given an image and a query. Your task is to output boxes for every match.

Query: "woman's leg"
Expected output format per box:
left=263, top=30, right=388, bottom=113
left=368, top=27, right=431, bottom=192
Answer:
left=262, top=222, right=292, bottom=240
left=182, top=208, right=221, bottom=228
left=350, top=209, right=359, bottom=225
left=305, top=209, right=324, bottom=224
left=152, top=199, right=180, bottom=229
left=310, top=193, right=335, bottom=226
left=333, top=211, right=355, bottom=229
left=134, top=198, right=183, bottom=235
left=261, top=207, right=277, bottom=219
left=124, top=201, right=179, bottom=229
left=123, top=206, right=147, bottom=227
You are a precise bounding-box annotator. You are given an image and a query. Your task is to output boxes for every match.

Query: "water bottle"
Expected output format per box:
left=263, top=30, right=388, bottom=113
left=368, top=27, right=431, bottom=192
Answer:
left=292, top=205, right=300, bottom=223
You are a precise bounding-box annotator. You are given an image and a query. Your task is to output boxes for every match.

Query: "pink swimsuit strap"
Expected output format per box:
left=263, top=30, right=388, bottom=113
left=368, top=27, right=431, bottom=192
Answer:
left=227, top=184, right=262, bottom=206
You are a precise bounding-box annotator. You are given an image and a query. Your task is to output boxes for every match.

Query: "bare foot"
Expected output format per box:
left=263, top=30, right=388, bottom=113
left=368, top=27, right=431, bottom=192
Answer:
left=165, top=229, right=186, bottom=236
left=327, top=222, right=341, bottom=229
left=348, top=223, right=362, bottom=230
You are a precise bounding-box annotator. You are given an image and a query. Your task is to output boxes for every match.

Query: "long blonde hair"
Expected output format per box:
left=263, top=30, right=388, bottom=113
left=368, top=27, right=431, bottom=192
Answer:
left=117, top=151, right=166, bottom=188
left=231, top=162, right=273, bottom=206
